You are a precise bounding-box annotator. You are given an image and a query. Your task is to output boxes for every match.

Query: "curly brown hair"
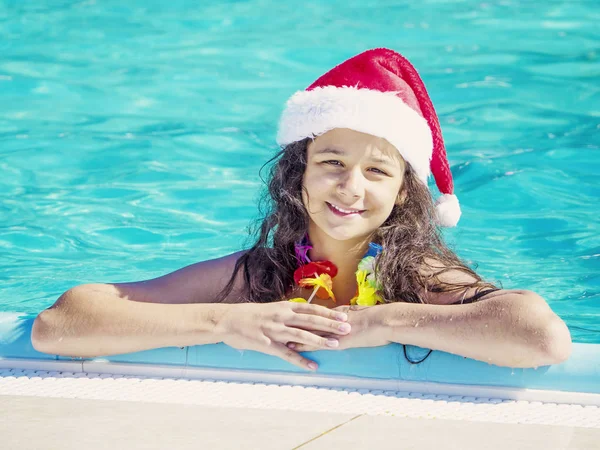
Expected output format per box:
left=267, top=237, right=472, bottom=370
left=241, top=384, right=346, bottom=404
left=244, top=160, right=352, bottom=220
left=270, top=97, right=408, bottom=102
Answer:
left=215, top=138, right=497, bottom=304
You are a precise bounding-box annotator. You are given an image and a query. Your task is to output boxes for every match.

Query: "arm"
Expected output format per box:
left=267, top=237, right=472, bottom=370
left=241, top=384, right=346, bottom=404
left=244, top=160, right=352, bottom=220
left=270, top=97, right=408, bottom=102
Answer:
left=31, top=251, right=248, bottom=357
left=32, top=285, right=353, bottom=371
left=379, top=289, right=572, bottom=368
left=32, top=251, right=351, bottom=371
left=31, top=286, right=232, bottom=357
left=288, top=264, right=572, bottom=367
left=289, top=289, right=572, bottom=368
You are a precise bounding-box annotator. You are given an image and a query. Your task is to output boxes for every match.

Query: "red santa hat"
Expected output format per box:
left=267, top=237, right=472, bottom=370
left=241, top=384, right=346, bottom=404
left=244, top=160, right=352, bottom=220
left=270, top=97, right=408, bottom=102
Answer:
left=276, top=48, right=461, bottom=227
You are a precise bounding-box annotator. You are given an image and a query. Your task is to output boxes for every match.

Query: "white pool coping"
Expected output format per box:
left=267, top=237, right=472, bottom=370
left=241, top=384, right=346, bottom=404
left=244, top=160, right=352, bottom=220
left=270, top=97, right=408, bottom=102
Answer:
left=1, top=358, right=599, bottom=429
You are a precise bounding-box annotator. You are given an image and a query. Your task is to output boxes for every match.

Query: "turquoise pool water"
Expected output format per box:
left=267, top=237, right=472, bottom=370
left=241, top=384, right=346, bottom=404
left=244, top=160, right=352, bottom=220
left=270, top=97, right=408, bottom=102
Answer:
left=0, top=1, right=598, bottom=343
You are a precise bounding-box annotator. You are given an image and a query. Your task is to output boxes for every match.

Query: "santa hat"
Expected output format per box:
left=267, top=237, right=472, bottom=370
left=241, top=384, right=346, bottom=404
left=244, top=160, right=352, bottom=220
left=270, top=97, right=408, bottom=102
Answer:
left=276, top=48, right=461, bottom=227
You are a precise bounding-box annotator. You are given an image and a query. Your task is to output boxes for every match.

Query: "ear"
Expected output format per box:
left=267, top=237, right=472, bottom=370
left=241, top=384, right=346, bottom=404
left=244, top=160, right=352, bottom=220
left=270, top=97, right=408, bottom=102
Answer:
left=396, top=185, right=407, bottom=206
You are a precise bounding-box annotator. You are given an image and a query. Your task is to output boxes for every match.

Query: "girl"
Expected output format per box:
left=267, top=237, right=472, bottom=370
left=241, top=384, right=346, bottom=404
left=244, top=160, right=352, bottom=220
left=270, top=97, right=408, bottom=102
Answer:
left=32, top=48, right=572, bottom=372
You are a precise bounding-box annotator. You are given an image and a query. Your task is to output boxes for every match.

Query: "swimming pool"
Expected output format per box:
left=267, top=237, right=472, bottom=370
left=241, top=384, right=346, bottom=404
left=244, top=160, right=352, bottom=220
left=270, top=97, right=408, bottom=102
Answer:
left=0, top=0, right=599, bottom=346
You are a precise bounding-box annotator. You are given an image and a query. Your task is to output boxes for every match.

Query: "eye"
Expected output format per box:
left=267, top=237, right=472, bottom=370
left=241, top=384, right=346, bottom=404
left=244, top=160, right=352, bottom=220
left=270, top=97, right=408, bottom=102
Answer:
left=369, top=167, right=389, bottom=176
left=323, top=160, right=343, bottom=167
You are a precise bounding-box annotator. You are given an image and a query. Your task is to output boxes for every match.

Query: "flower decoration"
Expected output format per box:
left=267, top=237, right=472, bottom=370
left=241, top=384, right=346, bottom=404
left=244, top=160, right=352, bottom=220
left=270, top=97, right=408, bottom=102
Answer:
left=358, top=255, right=376, bottom=273
left=294, top=235, right=313, bottom=265
left=293, top=261, right=338, bottom=284
left=351, top=255, right=384, bottom=306
left=290, top=234, right=383, bottom=306
left=292, top=261, right=338, bottom=304
left=350, top=267, right=384, bottom=306
left=298, top=272, right=335, bottom=301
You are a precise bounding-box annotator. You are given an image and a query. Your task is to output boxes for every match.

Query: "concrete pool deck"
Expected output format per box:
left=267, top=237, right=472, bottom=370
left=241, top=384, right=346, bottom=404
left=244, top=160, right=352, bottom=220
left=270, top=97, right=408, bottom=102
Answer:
left=1, top=368, right=599, bottom=450
left=2, top=395, right=599, bottom=450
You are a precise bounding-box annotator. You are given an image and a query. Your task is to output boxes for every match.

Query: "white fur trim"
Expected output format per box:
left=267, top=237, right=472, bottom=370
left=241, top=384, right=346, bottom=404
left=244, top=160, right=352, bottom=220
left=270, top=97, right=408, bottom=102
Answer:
left=435, top=193, right=461, bottom=227
left=277, top=86, right=433, bottom=183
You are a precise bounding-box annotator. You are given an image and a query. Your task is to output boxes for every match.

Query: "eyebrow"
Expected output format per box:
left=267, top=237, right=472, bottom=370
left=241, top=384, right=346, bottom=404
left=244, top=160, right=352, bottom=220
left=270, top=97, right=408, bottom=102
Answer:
left=314, top=147, right=397, bottom=166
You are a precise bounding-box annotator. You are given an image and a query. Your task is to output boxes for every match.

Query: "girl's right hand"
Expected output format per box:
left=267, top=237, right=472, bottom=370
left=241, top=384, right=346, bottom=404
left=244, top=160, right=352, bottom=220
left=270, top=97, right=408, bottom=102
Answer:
left=216, top=301, right=352, bottom=371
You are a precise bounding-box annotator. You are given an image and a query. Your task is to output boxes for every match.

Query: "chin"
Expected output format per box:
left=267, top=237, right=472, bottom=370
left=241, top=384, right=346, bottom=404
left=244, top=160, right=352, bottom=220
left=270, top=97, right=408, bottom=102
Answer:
left=308, top=208, right=385, bottom=242
left=319, top=222, right=377, bottom=242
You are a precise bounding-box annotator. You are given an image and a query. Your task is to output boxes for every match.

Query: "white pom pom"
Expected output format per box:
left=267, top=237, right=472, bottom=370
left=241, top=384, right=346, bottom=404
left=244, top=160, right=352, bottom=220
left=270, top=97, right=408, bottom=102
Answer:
left=435, top=194, right=461, bottom=227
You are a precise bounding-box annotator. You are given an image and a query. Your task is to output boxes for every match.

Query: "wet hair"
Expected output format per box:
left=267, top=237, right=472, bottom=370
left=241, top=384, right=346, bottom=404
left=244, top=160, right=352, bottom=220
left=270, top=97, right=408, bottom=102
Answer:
left=215, top=138, right=497, bottom=304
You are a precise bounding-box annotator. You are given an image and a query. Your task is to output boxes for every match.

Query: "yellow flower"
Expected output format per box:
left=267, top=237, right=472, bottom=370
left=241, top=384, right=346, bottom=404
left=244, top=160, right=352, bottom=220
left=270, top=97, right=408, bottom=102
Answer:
left=288, top=297, right=308, bottom=303
left=350, top=270, right=384, bottom=306
left=298, top=273, right=335, bottom=301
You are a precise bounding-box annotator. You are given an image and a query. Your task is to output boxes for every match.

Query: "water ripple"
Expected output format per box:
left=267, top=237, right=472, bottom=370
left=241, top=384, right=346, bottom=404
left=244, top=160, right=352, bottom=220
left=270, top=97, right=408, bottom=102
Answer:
left=1, top=0, right=598, bottom=342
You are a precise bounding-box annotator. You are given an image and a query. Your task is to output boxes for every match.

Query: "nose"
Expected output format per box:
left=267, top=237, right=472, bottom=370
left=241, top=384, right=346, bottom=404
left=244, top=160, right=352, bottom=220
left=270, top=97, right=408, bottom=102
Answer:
left=337, top=166, right=365, bottom=199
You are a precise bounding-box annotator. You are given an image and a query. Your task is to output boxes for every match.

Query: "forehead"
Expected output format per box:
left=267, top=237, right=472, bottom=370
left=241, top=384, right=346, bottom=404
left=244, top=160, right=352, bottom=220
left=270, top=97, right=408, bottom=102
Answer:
left=308, top=128, right=404, bottom=167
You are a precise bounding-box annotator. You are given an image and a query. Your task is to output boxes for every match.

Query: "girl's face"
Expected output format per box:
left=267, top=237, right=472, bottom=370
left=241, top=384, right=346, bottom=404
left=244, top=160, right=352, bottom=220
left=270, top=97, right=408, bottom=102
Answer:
left=302, top=128, right=406, bottom=242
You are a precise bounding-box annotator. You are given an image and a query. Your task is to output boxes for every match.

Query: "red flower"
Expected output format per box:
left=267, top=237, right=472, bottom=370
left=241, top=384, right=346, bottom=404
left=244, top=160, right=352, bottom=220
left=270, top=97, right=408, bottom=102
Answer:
left=293, top=261, right=338, bottom=285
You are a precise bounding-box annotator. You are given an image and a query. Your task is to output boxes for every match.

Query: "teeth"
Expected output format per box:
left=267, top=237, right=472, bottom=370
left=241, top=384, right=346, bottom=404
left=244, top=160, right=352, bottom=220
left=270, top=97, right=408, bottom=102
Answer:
left=329, top=203, right=361, bottom=214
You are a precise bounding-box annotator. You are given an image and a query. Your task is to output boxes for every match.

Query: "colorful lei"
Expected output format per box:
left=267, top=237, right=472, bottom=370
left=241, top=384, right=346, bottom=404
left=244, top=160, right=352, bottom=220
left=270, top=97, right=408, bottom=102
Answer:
left=289, top=235, right=385, bottom=306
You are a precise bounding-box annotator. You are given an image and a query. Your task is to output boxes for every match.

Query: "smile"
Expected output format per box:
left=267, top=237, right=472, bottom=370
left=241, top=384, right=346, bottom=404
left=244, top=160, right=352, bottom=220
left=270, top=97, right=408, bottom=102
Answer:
left=326, top=202, right=365, bottom=216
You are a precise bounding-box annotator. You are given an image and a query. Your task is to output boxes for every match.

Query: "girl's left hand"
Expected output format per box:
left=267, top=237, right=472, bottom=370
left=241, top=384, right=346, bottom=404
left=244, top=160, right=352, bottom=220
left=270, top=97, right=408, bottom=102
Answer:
left=287, top=305, right=391, bottom=352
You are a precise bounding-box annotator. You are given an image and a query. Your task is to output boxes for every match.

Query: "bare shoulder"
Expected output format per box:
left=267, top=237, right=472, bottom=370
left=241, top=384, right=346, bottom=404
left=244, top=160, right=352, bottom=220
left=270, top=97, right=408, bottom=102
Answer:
left=111, top=250, right=248, bottom=304
left=419, top=257, right=478, bottom=283
left=418, top=257, right=498, bottom=305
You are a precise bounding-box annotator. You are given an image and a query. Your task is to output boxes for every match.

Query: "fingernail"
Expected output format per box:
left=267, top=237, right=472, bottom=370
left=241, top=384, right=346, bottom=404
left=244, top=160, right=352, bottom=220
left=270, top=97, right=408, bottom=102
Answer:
left=326, top=338, right=339, bottom=348
left=287, top=343, right=296, bottom=349
left=308, top=362, right=318, bottom=371
left=335, top=313, right=348, bottom=322
left=338, top=323, right=351, bottom=332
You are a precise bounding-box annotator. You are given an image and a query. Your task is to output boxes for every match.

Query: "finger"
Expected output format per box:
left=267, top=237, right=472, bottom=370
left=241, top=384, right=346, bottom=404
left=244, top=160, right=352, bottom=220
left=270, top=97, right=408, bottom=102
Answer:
left=288, top=331, right=340, bottom=352
left=280, top=327, right=340, bottom=349
left=288, top=342, right=321, bottom=353
left=288, top=340, right=341, bottom=353
left=290, top=302, right=348, bottom=322
left=287, top=313, right=352, bottom=336
left=268, top=341, right=319, bottom=371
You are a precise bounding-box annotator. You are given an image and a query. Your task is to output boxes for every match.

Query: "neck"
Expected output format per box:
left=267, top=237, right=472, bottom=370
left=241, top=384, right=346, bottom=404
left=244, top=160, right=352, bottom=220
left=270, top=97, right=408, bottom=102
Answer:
left=306, top=224, right=372, bottom=279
